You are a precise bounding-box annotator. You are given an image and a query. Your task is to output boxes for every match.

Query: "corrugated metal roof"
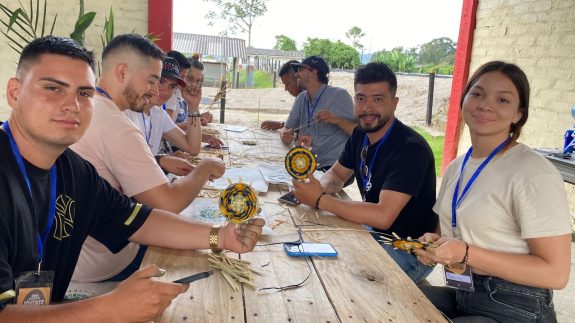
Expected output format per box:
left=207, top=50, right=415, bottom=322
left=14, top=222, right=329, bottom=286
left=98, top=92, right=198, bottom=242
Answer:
left=246, top=47, right=304, bottom=59
left=173, top=32, right=246, bottom=59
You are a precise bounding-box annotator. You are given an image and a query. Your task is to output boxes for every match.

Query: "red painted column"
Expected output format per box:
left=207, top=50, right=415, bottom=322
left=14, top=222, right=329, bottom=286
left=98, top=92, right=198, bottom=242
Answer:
left=148, top=0, right=173, bottom=51
left=441, top=0, right=478, bottom=174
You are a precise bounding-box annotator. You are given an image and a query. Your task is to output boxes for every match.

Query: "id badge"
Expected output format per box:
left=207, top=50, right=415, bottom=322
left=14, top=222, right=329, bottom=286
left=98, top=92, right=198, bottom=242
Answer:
left=443, top=264, right=474, bottom=292
left=15, top=271, right=54, bottom=305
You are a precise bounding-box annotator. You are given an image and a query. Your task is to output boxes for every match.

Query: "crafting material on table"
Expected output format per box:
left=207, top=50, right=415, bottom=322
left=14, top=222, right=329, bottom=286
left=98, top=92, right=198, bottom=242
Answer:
left=208, top=252, right=262, bottom=291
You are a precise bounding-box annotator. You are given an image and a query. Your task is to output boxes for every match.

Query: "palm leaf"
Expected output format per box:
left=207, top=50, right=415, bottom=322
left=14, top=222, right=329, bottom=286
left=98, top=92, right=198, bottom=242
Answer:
left=48, top=12, right=56, bottom=36
left=70, top=11, right=95, bottom=42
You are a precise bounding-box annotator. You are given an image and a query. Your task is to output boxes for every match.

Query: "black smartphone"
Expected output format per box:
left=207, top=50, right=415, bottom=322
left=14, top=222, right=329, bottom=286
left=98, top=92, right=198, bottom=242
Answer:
left=278, top=191, right=301, bottom=206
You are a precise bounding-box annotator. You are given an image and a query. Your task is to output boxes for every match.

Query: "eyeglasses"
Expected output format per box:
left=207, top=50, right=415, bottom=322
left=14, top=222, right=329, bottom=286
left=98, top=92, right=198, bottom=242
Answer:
left=360, top=146, right=369, bottom=177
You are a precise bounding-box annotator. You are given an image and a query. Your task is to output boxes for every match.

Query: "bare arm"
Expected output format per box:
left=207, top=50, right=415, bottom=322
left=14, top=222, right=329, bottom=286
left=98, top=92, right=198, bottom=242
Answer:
left=133, top=158, right=225, bottom=213
left=166, top=109, right=176, bottom=121
left=162, top=117, right=201, bottom=155
left=319, top=162, right=353, bottom=194
left=316, top=110, right=357, bottom=135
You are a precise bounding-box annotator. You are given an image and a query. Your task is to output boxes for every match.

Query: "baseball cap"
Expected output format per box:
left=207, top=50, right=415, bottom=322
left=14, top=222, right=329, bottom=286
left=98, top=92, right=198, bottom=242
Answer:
left=162, top=57, right=186, bottom=88
left=291, top=55, right=329, bottom=75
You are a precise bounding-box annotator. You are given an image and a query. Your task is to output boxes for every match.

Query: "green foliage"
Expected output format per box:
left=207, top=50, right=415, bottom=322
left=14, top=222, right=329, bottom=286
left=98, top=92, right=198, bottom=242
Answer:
left=70, top=12, right=96, bottom=45
left=228, top=69, right=273, bottom=88
left=273, top=34, right=297, bottom=51
left=345, top=25, right=365, bottom=50
left=414, top=126, right=444, bottom=176
left=418, top=37, right=455, bottom=65
left=419, top=63, right=454, bottom=75
left=100, top=7, right=114, bottom=49
left=0, top=0, right=58, bottom=53
left=303, top=38, right=360, bottom=69
left=204, top=0, right=268, bottom=46
left=371, top=48, right=417, bottom=73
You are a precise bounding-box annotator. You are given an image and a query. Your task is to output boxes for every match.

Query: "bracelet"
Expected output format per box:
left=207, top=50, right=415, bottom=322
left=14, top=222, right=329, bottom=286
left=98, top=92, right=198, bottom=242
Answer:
left=209, top=225, right=223, bottom=254
left=314, top=192, right=327, bottom=209
left=460, top=242, right=469, bottom=264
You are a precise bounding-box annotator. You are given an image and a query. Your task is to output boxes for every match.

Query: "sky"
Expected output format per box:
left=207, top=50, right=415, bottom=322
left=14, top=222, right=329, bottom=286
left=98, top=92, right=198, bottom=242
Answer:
left=173, top=0, right=464, bottom=53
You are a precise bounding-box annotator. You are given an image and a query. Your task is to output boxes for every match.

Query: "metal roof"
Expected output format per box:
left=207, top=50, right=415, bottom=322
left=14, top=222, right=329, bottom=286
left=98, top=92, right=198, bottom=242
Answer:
left=173, top=32, right=246, bottom=59
left=246, top=47, right=304, bottom=59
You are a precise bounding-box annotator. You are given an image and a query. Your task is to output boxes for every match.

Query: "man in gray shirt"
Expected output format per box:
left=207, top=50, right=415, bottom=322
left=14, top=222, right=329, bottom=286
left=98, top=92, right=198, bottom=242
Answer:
left=280, top=56, right=355, bottom=169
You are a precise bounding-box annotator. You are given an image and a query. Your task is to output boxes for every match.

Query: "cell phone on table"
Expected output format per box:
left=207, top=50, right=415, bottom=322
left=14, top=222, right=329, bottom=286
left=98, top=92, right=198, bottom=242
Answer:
left=278, top=191, right=300, bottom=206
left=283, top=242, right=338, bottom=257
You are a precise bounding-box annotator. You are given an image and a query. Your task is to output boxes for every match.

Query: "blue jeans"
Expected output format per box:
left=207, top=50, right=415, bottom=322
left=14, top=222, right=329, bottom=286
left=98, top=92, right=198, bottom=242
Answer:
left=421, top=274, right=557, bottom=322
left=105, top=245, right=148, bottom=282
left=379, top=242, right=434, bottom=284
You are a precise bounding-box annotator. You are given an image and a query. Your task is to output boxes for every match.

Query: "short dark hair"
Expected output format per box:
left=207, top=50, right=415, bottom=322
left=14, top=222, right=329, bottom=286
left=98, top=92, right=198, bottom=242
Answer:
left=102, top=33, right=165, bottom=62
left=354, top=62, right=397, bottom=96
left=279, top=60, right=299, bottom=77
left=188, top=56, right=204, bottom=71
left=167, top=50, right=191, bottom=69
left=17, top=36, right=95, bottom=75
left=462, top=61, right=530, bottom=142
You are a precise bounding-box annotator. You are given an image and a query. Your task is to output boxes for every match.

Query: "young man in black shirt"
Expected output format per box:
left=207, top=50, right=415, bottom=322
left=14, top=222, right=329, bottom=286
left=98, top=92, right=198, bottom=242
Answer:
left=293, top=62, right=437, bottom=284
left=0, top=36, right=264, bottom=322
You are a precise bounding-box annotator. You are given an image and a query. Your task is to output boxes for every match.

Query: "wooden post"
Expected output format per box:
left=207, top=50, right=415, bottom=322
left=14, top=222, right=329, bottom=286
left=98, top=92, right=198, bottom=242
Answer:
left=219, top=80, right=227, bottom=124
left=426, top=72, right=435, bottom=126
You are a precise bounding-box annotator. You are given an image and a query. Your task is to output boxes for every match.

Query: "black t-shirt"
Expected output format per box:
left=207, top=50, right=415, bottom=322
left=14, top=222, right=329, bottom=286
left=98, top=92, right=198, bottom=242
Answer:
left=0, top=131, right=152, bottom=307
left=339, top=119, right=438, bottom=238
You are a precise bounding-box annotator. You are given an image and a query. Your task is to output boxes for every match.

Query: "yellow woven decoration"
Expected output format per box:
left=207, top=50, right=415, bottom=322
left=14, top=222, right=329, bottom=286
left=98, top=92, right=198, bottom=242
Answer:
left=285, top=147, right=317, bottom=180
left=219, top=183, right=258, bottom=223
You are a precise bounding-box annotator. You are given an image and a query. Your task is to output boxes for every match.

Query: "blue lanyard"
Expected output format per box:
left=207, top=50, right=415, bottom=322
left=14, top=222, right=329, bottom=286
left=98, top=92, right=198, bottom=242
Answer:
left=306, top=86, right=327, bottom=125
left=140, top=112, right=153, bottom=146
left=451, top=137, right=511, bottom=233
left=360, top=119, right=396, bottom=191
left=3, top=121, right=57, bottom=268
left=96, top=86, right=111, bottom=100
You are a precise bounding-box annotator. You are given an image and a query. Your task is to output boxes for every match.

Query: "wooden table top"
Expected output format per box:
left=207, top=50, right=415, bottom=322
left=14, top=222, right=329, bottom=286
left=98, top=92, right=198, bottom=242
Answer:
left=142, top=125, right=445, bottom=323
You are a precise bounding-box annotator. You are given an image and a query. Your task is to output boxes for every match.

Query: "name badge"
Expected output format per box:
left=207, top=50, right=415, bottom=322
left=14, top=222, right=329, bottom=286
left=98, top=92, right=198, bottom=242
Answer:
left=15, top=271, right=54, bottom=305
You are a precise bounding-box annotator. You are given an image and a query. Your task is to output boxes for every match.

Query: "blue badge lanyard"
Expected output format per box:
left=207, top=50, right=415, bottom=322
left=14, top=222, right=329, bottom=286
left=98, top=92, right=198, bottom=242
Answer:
left=360, top=119, right=396, bottom=191
left=3, top=121, right=57, bottom=271
left=96, top=86, right=112, bottom=100
left=306, top=86, right=327, bottom=128
left=140, top=112, right=153, bottom=146
left=451, top=137, right=510, bottom=236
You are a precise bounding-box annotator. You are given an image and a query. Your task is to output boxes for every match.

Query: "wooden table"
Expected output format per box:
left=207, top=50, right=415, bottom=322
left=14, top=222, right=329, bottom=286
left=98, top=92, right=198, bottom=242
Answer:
left=142, top=125, right=445, bottom=322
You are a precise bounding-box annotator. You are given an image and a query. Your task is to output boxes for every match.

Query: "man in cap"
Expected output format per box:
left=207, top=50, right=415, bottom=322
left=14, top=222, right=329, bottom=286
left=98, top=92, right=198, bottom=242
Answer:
left=280, top=55, right=356, bottom=170
left=70, top=34, right=227, bottom=283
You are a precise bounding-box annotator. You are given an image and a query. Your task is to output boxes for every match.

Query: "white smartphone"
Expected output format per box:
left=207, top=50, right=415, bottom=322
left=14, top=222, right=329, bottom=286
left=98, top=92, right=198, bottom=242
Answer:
left=283, top=242, right=338, bottom=257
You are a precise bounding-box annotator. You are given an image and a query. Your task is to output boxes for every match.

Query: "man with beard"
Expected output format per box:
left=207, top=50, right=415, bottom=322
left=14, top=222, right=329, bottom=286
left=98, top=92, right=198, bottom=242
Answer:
left=279, top=56, right=355, bottom=170
left=292, top=63, right=437, bottom=284
left=70, top=34, right=226, bottom=283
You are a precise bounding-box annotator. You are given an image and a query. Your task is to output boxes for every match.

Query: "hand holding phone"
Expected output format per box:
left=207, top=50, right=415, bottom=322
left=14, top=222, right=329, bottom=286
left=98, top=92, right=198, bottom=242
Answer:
left=278, top=191, right=301, bottom=206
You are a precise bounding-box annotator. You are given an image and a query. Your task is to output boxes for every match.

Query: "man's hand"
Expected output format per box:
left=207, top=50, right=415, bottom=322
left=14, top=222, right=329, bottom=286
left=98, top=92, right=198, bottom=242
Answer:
left=159, top=155, right=194, bottom=176
left=195, top=157, right=225, bottom=181
left=280, top=127, right=295, bottom=144
left=261, top=120, right=283, bottom=130
left=202, top=133, right=224, bottom=148
left=292, top=174, right=324, bottom=207
left=219, top=218, right=265, bottom=253
left=105, top=265, right=188, bottom=322
left=316, top=110, right=339, bottom=125
left=200, top=111, right=213, bottom=126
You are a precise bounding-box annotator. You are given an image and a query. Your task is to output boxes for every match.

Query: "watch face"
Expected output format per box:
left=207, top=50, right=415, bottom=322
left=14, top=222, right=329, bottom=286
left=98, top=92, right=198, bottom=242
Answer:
left=219, top=183, right=258, bottom=223
left=285, top=147, right=317, bottom=180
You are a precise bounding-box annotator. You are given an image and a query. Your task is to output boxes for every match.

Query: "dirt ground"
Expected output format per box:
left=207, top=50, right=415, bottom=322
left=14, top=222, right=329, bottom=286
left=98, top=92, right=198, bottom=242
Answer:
left=202, top=71, right=451, bottom=136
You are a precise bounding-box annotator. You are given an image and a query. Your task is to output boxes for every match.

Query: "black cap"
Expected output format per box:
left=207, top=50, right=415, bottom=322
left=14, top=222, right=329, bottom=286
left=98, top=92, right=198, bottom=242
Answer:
left=291, top=55, right=329, bottom=75
left=162, top=57, right=186, bottom=88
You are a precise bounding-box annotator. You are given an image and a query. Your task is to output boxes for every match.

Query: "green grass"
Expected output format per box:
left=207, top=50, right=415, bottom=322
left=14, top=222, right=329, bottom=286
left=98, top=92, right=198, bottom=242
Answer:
left=414, top=127, right=444, bottom=176
left=227, top=69, right=274, bottom=88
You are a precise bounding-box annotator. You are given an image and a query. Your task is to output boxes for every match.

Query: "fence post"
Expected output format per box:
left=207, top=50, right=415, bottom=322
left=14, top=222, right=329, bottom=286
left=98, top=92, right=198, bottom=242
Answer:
left=219, top=80, right=227, bottom=124
left=273, top=71, right=277, bottom=88
left=426, top=72, right=435, bottom=126
left=235, top=72, right=240, bottom=89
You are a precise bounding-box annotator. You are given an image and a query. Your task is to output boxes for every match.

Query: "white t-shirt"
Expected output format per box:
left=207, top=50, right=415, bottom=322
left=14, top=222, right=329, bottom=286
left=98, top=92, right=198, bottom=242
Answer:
left=70, top=95, right=169, bottom=282
left=165, top=89, right=188, bottom=123
left=124, top=106, right=177, bottom=155
left=434, top=143, right=572, bottom=254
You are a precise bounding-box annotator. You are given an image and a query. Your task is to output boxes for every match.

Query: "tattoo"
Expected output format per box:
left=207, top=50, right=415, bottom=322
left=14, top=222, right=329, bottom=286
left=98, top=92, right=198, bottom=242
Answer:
left=326, top=181, right=343, bottom=194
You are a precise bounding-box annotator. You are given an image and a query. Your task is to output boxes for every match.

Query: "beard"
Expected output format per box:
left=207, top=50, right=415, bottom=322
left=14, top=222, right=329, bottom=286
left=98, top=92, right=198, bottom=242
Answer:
left=358, top=113, right=390, bottom=133
left=123, top=82, right=148, bottom=112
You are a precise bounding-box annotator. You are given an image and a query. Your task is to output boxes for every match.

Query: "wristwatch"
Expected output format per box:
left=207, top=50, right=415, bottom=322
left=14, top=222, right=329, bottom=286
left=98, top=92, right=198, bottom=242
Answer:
left=209, top=225, right=223, bottom=254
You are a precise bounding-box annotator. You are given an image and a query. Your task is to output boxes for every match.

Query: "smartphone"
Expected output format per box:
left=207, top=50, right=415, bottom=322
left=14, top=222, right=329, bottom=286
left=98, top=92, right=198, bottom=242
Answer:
left=278, top=191, right=301, bottom=206
left=283, top=242, right=338, bottom=257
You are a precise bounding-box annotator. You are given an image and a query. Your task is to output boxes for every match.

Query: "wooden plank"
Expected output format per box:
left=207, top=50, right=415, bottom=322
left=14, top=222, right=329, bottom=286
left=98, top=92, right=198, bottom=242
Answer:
left=241, top=187, right=339, bottom=323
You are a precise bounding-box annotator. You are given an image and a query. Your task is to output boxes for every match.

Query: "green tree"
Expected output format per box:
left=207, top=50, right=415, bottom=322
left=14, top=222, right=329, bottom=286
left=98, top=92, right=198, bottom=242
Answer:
left=273, top=34, right=296, bottom=51
left=371, top=48, right=417, bottom=72
left=303, top=37, right=333, bottom=61
left=418, top=37, right=456, bottom=65
left=345, top=26, right=365, bottom=51
left=204, top=0, right=268, bottom=46
left=330, top=41, right=360, bottom=69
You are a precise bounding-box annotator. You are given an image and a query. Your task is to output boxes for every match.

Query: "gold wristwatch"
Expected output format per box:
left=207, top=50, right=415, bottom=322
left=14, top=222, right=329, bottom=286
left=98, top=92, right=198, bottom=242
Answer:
left=209, top=225, right=223, bottom=254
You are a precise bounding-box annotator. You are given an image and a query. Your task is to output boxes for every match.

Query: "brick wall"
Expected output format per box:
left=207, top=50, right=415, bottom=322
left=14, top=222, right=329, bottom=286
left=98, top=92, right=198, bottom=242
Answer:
left=0, top=0, right=149, bottom=119
left=458, top=0, right=575, bottom=216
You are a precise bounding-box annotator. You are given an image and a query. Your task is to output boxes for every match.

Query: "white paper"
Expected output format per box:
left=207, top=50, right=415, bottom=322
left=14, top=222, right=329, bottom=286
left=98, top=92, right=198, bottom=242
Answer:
left=206, top=167, right=269, bottom=192
left=224, top=125, right=249, bottom=132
